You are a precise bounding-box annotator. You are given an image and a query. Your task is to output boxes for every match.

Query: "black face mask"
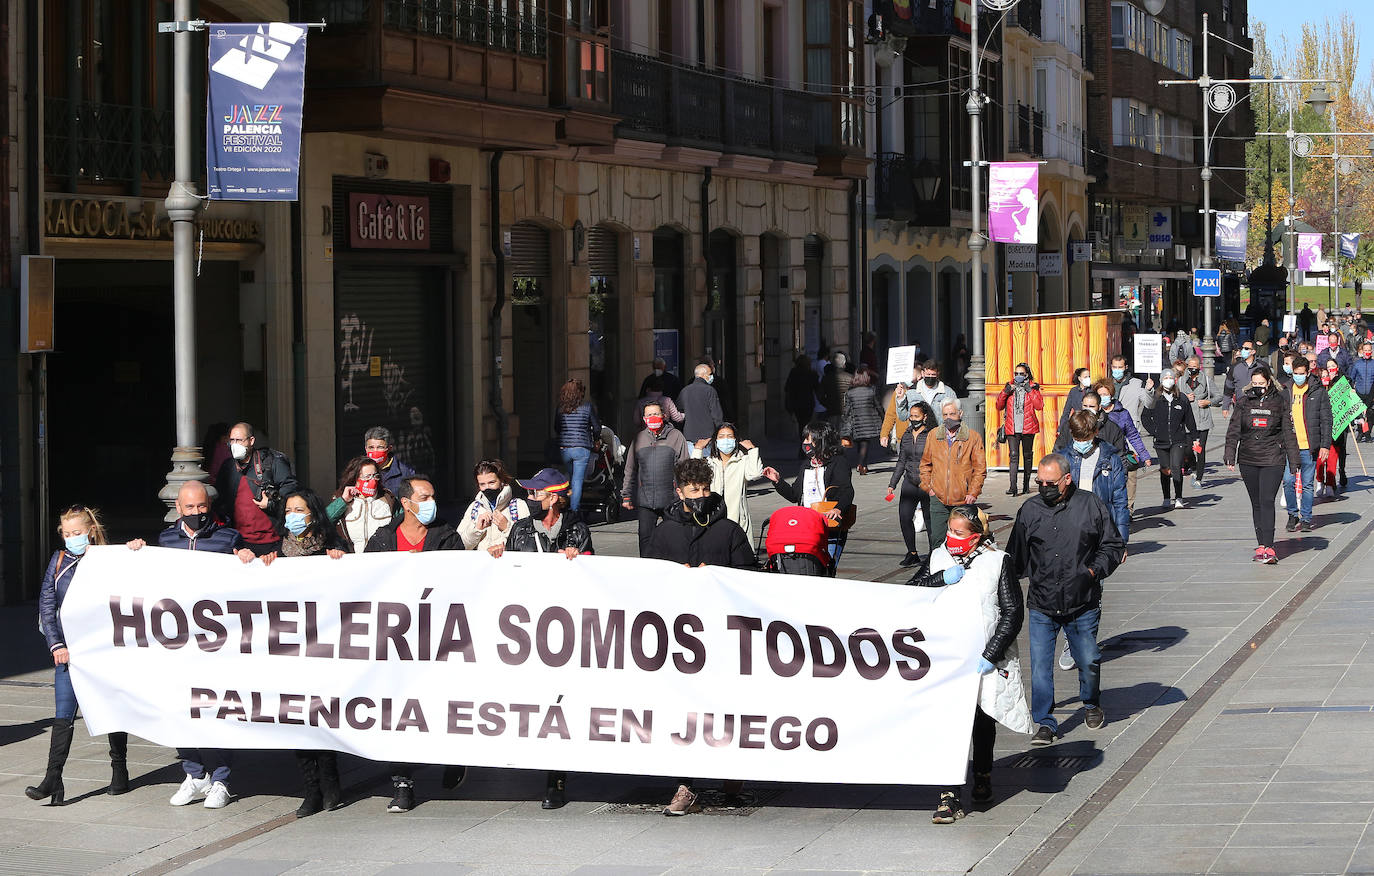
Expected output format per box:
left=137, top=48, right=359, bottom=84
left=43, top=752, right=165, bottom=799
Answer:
left=481, top=488, right=502, bottom=507
left=1039, top=482, right=1064, bottom=505
left=1246, top=385, right=1265, bottom=399
left=924, top=376, right=940, bottom=388
left=180, top=512, right=210, bottom=533
left=684, top=495, right=713, bottom=517
left=802, top=443, right=820, bottom=459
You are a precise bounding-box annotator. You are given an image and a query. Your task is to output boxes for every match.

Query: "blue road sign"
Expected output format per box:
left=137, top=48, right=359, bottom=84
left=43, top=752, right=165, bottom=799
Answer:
left=1193, top=268, right=1222, bottom=297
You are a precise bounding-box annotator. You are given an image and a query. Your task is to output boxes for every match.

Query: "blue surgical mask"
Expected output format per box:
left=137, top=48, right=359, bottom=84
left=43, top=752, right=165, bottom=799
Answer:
left=284, top=512, right=309, bottom=536
left=64, top=534, right=89, bottom=556
left=1283, top=364, right=1294, bottom=375
left=705, top=374, right=714, bottom=385
left=1293, top=373, right=1308, bottom=386
left=1072, top=439, right=1095, bottom=455
left=414, top=499, right=437, bottom=525
left=716, top=437, right=737, bottom=455
left=1014, top=375, right=1028, bottom=385
left=1241, top=348, right=1254, bottom=359
left=1111, top=368, right=1125, bottom=380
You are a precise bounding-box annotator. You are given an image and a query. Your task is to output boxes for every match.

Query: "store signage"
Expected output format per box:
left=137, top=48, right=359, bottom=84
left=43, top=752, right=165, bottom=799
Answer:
left=1005, top=244, right=1037, bottom=271
left=43, top=197, right=262, bottom=242
left=348, top=193, right=431, bottom=250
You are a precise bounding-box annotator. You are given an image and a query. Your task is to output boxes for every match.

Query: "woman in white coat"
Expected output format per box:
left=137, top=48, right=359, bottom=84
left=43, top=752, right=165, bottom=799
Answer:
left=707, top=423, right=764, bottom=541
left=457, top=459, right=532, bottom=552
left=910, top=504, right=1031, bottom=823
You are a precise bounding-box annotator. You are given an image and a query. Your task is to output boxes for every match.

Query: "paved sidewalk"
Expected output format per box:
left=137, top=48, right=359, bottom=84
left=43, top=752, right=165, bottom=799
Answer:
left=2, top=424, right=1372, bottom=875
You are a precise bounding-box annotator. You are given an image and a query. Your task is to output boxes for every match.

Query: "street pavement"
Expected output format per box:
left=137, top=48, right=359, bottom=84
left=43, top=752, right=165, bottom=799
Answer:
left=4, top=419, right=1374, bottom=875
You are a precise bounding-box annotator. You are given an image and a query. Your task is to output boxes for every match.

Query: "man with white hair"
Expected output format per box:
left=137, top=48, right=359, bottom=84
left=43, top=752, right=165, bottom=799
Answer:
left=677, top=361, right=723, bottom=444
left=918, top=398, right=987, bottom=554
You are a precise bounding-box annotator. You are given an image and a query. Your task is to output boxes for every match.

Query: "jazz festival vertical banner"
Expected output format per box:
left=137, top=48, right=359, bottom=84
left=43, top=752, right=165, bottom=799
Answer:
left=988, top=162, right=1039, bottom=245
left=206, top=23, right=308, bottom=201
left=1213, top=211, right=1249, bottom=262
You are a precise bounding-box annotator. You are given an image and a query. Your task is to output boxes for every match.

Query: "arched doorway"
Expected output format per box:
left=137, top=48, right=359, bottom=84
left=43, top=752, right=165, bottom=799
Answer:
left=939, top=266, right=965, bottom=382
left=587, top=224, right=621, bottom=433
left=1037, top=206, right=1065, bottom=313
left=652, top=227, right=688, bottom=389
left=509, top=220, right=553, bottom=470
left=804, top=234, right=826, bottom=359
left=1067, top=220, right=1088, bottom=310
left=707, top=229, right=740, bottom=423
left=907, top=264, right=932, bottom=358
left=761, top=232, right=790, bottom=438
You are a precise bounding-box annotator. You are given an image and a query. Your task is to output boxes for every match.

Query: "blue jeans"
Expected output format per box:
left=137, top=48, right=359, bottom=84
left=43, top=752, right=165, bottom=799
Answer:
left=561, top=446, right=592, bottom=511
left=1283, top=448, right=1317, bottom=523
left=179, top=749, right=232, bottom=785
left=54, top=663, right=77, bottom=720
left=1028, top=607, right=1102, bottom=733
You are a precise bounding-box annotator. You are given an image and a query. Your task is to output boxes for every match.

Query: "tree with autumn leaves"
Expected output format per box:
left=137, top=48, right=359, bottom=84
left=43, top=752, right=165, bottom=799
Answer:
left=1246, top=13, right=1374, bottom=289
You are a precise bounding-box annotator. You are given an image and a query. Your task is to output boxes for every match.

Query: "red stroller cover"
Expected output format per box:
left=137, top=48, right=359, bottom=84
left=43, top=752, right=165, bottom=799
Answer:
left=764, top=506, right=830, bottom=566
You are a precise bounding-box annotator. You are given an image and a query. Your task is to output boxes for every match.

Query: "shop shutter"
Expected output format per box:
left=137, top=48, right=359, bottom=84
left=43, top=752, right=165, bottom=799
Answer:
left=508, top=222, right=551, bottom=279
left=804, top=234, right=825, bottom=263
left=334, top=266, right=449, bottom=490
left=588, top=226, right=619, bottom=277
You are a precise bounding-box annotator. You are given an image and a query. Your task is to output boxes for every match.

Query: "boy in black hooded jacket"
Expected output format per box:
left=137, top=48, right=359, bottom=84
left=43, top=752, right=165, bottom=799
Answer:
left=645, top=459, right=755, bottom=569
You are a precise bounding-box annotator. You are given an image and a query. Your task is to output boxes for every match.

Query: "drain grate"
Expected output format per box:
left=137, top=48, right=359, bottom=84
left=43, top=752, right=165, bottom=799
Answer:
left=590, top=786, right=782, bottom=816
left=1009, top=754, right=1097, bottom=770
left=0, top=845, right=122, bottom=875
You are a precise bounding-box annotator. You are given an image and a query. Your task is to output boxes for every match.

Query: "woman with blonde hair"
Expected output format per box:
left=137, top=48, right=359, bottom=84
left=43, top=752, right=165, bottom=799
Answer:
left=27, top=505, right=127, bottom=804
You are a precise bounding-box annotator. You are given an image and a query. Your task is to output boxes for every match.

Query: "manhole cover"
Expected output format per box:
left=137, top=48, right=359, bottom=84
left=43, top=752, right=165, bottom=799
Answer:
left=1009, top=754, right=1096, bottom=770
left=590, top=786, right=782, bottom=816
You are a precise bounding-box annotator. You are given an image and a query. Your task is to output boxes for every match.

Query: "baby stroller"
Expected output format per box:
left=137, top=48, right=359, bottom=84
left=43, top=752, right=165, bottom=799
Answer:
left=758, top=506, right=835, bottom=577
left=581, top=425, right=626, bottom=525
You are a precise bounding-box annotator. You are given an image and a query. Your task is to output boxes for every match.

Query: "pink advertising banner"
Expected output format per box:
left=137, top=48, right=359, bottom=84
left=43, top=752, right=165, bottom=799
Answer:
left=988, top=162, right=1040, bottom=244
left=1297, top=233, right=1323, bottom=271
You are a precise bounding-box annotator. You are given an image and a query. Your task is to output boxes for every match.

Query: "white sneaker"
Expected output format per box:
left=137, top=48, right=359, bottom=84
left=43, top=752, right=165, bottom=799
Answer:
left=170, top=773, right=212, bottom=806
left=1280, top=494, right=1287, bottom=510
left=203, top=781, right=231, bottom=809
left=1173, top=499, right=1185, bottom=510
left=1059, top=641, right=1076, bottom=671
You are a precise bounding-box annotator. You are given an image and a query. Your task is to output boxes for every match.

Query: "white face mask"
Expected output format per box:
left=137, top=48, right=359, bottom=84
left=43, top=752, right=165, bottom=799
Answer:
left=1162, top=377, right=1176, bottom=390
left=230, top=442, right=248, bottom=461
left=1078, top=376, right=1091, bottom=388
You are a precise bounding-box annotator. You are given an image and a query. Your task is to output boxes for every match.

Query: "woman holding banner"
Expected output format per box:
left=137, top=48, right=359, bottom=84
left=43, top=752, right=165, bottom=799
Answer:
left=912, top=505, right=1030, bottom=823
left=27, top=506, right=128, bottom=805
left=1317, top=359, right=1350, bottom=497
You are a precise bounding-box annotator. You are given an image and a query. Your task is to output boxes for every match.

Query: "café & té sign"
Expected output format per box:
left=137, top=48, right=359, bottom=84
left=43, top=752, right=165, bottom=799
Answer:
left=44, top=196, right=261, bottom=243
left=348, top=193, right=430, bottom=250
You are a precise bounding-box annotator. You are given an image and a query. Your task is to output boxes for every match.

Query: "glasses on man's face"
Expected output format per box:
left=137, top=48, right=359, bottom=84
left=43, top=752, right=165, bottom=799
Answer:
left=1033, top=477, right=1065, bottom=488
left=229, top=437, right=250, bottom=445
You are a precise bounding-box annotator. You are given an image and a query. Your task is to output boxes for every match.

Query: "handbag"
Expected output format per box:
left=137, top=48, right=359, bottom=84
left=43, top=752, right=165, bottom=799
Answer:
left=996, top=426, right=1007, bottom=444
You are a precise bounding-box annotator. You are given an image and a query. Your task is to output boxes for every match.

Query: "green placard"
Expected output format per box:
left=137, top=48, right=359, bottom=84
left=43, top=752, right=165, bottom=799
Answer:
left=1328, top=376, right=1368, bottom=439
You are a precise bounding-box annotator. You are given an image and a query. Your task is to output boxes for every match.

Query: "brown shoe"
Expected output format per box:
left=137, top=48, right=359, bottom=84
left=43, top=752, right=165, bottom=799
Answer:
left=663, top=783, right=700, bottom=816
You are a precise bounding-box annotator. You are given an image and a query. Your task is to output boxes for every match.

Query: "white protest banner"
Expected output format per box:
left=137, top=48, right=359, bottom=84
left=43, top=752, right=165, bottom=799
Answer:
left=1135, top=333, right=1163, bottom=373
left=63, top=547, right=986, bottom=786
left=886, top=345, right=917, bottom=385
left=1282, top=313, right=1297, bottom=334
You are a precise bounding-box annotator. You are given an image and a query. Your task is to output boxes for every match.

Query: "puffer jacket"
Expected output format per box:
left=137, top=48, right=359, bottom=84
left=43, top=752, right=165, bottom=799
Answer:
left=841, top=385, right=884, bottom=440
left=1107, top=407, right=1152, bottom=465
left=457, top=484, right=533, bottom=553
left=1007, top=485, right=1125, bottom=619
left=996, top=381, right=1045, bottom=435
left=915, top=545, right=1032, bottom=734
left=506, top=510, right=594, bottom=555
left=889, top=424, right=933, bottom=490
left=1065, top=440, right=1130, bottom=543
left=1350, top=356, right=1374, bottom=397
left=1141, top=390, right=1197, bottom=449
left=643, top=494, right=754, bottom=569
left=333, top=494, right=399, bottom=554
left=622, top=422, right=689, bottom=509
left=38, top=550, right=83, bottom=652
left=157, top=519, right=245, bottom=553
left=918, top=424, right=988, bottom=506
left=1224, top=386, right=1301, bottom=470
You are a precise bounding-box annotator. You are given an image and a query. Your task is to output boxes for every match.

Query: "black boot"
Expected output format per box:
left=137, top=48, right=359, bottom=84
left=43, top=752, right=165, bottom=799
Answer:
left=318, top=752, right=342, bottom=811
left=295, top=752, right=323, bottom=818
left=25, top=718, right=74, bottom=805
left=108, top=732, right=129, bottom=795
left=1022, top=473, right=1032, bottom=495
left=1006, top=473, right=1018, bottom=496
left=542, top=771, right=567, bottom=809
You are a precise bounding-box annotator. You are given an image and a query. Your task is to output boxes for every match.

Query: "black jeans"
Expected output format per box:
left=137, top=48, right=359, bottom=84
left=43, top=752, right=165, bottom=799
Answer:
left=1193, top=429, right=1209, bottom=479
left=1157, top=443, right=1186, bottom=500
left=897, top=480, right=930, bottom=556
left=1007, top=432, right=1035, bottom=487
left=944, top=708, right=997, bottom=794
left=1336, top=431, right=1349, bottom=481
left=1239, top=463, right=1285, bottom=546
left=637, top=505, right=668, bottom=556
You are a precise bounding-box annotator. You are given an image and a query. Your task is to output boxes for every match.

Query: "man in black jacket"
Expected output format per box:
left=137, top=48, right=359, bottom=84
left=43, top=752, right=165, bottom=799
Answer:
left=498, top=468, right=594, bottom=559
left=676, top=363, right=724, bottom=444
left=1007, top=453, right=1125, bottom=745
left=645, top=459, right=755, bottom=569
left=214, top=422, right=298, bottom=556
left=364, top=476, right=462, bottom=812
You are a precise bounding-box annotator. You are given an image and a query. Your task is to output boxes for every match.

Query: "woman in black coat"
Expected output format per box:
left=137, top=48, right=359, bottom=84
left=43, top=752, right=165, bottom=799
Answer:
left=1142, top=369, right=1198, bottom=509
left=784, top=354, right=820, bottom=442
left=886, top=401, right=936, bottom=568
left=263, top=489, right=349, bottom=817
left=1224, top=364, right=1300, bottom=564
left=761, top=421, right=855, bottom=565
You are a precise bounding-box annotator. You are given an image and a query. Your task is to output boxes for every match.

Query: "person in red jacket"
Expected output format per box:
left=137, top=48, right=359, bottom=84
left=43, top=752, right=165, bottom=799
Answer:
left=995, top=362, right=1045, bottom=496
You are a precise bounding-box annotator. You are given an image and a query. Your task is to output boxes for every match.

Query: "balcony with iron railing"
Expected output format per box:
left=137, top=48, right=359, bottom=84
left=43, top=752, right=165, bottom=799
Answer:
left=1010, top=0, right=1042, bottom=38
left=874, top=152, right=945, bottom=225
left=610, top=50, right=822, bottom=164
left=302, top=0, right=547, bottom=57
left=1009, top=104, right=1044, bottom=157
